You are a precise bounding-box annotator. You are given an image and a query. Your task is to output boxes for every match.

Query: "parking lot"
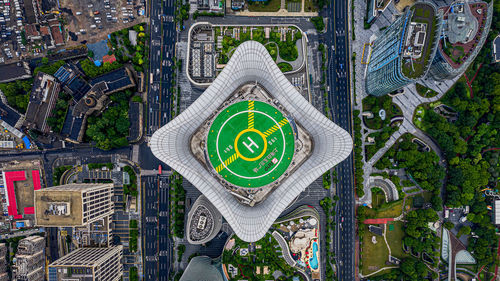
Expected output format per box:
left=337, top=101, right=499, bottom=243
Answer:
left=0, top=0, right=27, bottom=63
left=60, top=0, right=146, bottom=45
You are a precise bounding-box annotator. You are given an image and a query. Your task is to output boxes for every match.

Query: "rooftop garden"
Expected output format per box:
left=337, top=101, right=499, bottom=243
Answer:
left=401, top=4, right=438, bottom=79
left=222, top=234, right=305, bottom=280
left=216, top=26, right=302, bottom=66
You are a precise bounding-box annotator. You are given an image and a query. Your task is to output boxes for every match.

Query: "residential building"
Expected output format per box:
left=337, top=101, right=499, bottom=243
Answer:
left=0, top=243, right=7, bottom=281
left=48, top=246, right=123, bottom=281
left=23, top=72, right=61, bottom=134
left=35, top=183, right=114, bottom=227
left=13, top=236, right=45, bottom=281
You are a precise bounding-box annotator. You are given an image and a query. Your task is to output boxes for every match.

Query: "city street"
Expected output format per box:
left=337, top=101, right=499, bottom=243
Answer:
left=323, top=0, right=355, bottom=280
left=142, top=175, right=171, bottom=281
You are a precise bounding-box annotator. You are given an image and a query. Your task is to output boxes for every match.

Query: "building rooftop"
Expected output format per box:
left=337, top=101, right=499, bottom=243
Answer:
left=24, top=72, right=61, bottom=133
left=494, top=35, right=500, bottom=62
left=191, top=83, right=312, bottom=201
left=150, top=41, right=352, bottom=242
left=35, top=183, right=112, bottom=227
left=438, top=1, right=489, bottom=68
left=401, top=2, right=439, bottom=78
left=49, top=246, right=122, bottom=267
left=180, top=256, right=224, bottom=281
left=186, top=195, right=222, bottom=244
left=493, top=200, right=500, bottom=225
left=0, top=62, right=31, bottom=83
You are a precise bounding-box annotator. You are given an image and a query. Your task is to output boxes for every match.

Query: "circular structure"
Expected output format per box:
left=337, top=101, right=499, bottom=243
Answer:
left=186, top=195, right=222, bottom=245
left=206, top=100, right=295, bottom=188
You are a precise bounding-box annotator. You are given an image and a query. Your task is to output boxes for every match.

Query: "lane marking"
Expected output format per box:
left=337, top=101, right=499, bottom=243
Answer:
left=263, top=118, right=289, bottom=137
left=248, top=100, right=255, bottom=129
left=215, top=152, right=239, bottom=173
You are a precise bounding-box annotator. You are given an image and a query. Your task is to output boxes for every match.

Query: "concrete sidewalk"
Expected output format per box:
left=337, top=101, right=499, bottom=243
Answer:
left=236, top=9, right=318, bottom=17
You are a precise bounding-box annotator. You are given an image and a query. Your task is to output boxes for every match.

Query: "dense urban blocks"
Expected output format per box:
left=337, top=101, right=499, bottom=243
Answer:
left=150, top=40, right=352, bottom=242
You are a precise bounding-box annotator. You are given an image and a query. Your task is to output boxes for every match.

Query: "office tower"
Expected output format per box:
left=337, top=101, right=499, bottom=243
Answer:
left=429, top=1, right=493, bottom=80
left=150, top=41, right=353, bottom=242
left=35, top=183, right=114, bottom=227
left=48, top=246, right=123, bottom=281
left=366, top=2, right=442, bottom=96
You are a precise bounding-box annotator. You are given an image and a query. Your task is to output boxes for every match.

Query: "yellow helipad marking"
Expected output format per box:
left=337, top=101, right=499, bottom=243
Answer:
left=215, top=152, right=239, bottom=173
left=248, top=100, right=255, bottom=129
left=234, top=128, right=267, bottom=161
left=263, top=118, right=289, bottom=137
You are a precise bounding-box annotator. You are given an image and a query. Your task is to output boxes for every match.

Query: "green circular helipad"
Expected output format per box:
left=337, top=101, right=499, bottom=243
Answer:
left=206, top=100, right=295, bottom=188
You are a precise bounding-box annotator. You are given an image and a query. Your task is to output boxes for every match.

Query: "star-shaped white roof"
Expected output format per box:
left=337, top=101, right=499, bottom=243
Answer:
left=150, top=40, right=353, bottom=242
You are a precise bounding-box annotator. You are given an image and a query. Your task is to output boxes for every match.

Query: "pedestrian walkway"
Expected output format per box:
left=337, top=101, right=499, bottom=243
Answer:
left=236, top=10, right=318, bottom=17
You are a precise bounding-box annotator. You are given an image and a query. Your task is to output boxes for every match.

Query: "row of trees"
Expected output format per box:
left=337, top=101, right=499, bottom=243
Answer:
left=123, top=166, right=138, bottom=198
left=170, top=172, right=186, bottom=238
left=129, top=219, right=138, bottom=252
left=319, top=196, right=337, bottom=280
left=353, top=110, right=364, bottom=197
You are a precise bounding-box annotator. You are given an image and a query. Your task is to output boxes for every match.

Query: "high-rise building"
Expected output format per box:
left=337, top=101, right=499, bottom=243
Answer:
left=428, top=1, right=493, bottom=80
left=13, top=236, right=45, bottom=281
left=0, top=243, right=8, bottom=281
left=365, top=2, right=442, bottom=96
left=180, top=256, right=224, bottom=281
left=150, top=40, right=353, bottom=242
left=48, top=246, right=123, bottom=281
left=35, top=183, right=114, bottom=227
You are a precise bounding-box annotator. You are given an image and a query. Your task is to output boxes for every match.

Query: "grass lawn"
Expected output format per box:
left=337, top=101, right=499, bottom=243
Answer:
left=277, top=62, right=293, bottom=72
left=361, top=225, right=390, bottom=275
left=248, top=0, right=281, bottom=12
left=365, top=200, right=404, bottom=219
left=371, top=188, right=386, bottom=208
left=386, top=221, right=409, bottom=259
left=415, top=83, right=439, bottom=98
left=422, top=191, right=432, bottom=203
left=304, top=0, right=317, bottom=11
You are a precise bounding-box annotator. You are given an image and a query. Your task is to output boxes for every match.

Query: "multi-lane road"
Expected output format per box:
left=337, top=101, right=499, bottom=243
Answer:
left=142, top=176, right=171, bottom=281
left=323, top=0, right=356, bottom=280
left=146, top=0, right=176, bottom=137
left=142, top=0, right=177, bottom=279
